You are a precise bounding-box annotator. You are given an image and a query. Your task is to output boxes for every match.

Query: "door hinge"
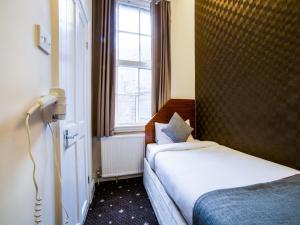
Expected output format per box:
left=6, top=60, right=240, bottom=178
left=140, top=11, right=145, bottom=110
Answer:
left=86, top=42, right=88, bottom=50
left=88, top=176, right=90, bottom=184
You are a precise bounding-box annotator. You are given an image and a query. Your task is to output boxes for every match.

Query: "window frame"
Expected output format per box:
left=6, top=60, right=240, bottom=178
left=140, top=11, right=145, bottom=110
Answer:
left=114, top=0, right=152, bottom=132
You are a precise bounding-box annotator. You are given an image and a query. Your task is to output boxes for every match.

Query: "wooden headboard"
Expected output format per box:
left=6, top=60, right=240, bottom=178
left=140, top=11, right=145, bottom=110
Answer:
left=145, top=99, right=196, bottom=146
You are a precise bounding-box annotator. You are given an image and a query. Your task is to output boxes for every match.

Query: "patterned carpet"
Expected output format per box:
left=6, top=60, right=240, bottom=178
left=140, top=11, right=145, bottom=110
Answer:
left=84, top=177, right=159, bottom=225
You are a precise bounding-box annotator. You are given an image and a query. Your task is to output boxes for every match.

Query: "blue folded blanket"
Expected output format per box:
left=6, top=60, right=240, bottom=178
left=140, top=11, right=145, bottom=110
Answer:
left=193, top=174, right=300, bottom=225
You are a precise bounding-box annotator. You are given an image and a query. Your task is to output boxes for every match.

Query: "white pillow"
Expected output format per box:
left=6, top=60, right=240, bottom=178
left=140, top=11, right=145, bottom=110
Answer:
left=155, top=120, right=194, bottom=145
left=155, top=122, right=173, bottom=145
left=185, top=120, right=195, bottom=142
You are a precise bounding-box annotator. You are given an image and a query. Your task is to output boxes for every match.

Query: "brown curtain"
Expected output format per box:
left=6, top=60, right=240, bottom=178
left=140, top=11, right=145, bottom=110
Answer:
left=151, top=0, right=171, bottom=115
left=92, top=0, right=116, bottom=137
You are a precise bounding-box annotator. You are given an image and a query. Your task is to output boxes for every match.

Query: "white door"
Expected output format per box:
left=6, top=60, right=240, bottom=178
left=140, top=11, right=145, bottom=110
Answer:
left=75, top=2, right=90, bottom=224
left=59, top=0, right=90, bottom=224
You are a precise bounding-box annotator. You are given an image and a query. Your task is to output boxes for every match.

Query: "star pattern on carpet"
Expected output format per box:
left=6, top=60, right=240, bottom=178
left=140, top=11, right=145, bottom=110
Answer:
left=84, top=177, right=158, bottom=225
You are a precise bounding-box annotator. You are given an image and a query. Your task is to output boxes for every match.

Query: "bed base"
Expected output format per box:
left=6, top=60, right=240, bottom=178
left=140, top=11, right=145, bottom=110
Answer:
left=143, top=158, right=188, bottom=225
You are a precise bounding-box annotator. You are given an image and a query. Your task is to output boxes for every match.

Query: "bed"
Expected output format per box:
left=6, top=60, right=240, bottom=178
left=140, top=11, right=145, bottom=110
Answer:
left=143, top=99, right=300, bottom=225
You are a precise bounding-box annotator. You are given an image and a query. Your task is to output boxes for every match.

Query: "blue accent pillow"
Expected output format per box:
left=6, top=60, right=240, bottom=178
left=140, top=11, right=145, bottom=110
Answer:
left=162, top=112, right=194, bottom=143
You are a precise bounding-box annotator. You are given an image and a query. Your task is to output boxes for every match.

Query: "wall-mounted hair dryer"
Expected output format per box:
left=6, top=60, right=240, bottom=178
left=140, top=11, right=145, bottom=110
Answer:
left=25, top=88, right=67, bottom=225
left=26, top=88, right=66, bottom=123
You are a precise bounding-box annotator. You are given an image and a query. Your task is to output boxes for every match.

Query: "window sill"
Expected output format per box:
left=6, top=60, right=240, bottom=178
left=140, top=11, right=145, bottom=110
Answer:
left=113, top=125, right=145, bottom=134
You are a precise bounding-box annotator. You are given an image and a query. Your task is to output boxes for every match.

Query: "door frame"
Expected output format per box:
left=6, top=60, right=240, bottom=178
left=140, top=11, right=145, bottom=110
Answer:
left=75, top=0, right=92, bottom=223
left=57, top=0, right=93, bottom=224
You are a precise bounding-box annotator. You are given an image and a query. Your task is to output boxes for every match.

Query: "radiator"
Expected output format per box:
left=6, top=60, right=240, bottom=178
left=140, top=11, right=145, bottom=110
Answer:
left=100, top=134, right=145, bottom=178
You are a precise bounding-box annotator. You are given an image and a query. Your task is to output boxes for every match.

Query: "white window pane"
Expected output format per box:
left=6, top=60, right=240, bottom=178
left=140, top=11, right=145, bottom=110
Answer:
left=140, top=69, right=151, bottom=93
left=140, top=10, right=151, bottom=35
left=138, top=94, right=151, bottom=123
left=116, top=95, right=136, bottom=125
left=141, top=36, right=151, bottom=63
left=117, top=67, right=138, bottom=95
left=115, top=4, right=152, bottom=127
left=119, top=4, right=139, bottom=33
left=118, top=32, right=140, bottom=61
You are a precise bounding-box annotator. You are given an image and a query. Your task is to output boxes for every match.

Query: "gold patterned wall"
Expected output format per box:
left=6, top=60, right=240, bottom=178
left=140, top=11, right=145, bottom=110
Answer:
left=195, top=0, right=300, bottom=169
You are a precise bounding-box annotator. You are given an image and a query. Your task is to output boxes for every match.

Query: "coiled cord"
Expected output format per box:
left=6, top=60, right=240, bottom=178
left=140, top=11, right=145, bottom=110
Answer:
left=25, top=114, right=43, bottom=225
left=25, top=113, right=69, bottom=225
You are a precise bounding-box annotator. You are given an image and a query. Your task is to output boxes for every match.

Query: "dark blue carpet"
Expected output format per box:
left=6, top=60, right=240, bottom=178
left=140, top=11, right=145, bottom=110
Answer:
left=85, top=177, right=159, bottom=225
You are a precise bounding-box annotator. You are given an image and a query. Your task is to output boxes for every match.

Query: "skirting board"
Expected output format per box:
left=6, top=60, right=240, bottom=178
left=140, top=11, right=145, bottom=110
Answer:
left=100, top=173, right=143, bottom=182
left=90, top=178, right=95, bottom=203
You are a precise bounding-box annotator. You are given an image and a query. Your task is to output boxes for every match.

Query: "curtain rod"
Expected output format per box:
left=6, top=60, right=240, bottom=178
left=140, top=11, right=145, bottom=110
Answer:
left=155, top=0, right=171, bottom=4
left=119, top=0, right=170, bottom=6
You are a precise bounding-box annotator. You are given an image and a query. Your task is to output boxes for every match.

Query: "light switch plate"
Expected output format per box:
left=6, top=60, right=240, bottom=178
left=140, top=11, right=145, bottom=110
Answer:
left=36, top=24, right=51, bottom=55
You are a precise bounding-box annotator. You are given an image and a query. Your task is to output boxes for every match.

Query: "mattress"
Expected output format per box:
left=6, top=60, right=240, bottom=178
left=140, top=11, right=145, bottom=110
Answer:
left=146, top=141, right=299, bottom=225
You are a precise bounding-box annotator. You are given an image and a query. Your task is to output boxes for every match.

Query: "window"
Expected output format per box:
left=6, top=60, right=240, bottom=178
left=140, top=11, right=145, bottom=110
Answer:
left=115, top=1, right=152, bottom=129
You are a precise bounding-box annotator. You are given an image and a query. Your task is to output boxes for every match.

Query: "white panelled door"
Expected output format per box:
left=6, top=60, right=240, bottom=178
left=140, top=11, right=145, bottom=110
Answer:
left=59, top=0, right=90, bottom=224
left=75, top=3, right=90, bottom=224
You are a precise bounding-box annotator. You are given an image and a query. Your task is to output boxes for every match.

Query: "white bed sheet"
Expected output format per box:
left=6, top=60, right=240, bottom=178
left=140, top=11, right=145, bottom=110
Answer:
left=146, top=141, right=299, bottom=225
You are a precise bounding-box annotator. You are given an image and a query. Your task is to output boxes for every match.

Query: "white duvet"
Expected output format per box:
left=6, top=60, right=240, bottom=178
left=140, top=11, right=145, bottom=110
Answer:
left=146, top=141, right=299, bottom=225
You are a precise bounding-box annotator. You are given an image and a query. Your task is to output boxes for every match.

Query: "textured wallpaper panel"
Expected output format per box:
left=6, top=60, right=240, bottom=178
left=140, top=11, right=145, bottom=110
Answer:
left=195, top=0, right=300, bottom=169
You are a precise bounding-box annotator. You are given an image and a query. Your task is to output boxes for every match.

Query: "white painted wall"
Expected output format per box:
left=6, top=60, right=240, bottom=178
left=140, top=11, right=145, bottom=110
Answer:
left=0, top=0, right=56, bottom=224
left=171, top=0, right=195, bottom=99
left=0, top=0, right=92, bottom=224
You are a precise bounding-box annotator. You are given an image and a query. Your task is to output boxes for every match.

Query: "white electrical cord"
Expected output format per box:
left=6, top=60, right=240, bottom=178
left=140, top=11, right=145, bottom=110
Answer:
left=25, top=104, right=69, bottom=225
left=47, top=123, right=69, bottom=225
left=25, top=113, right=43, bottom=225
